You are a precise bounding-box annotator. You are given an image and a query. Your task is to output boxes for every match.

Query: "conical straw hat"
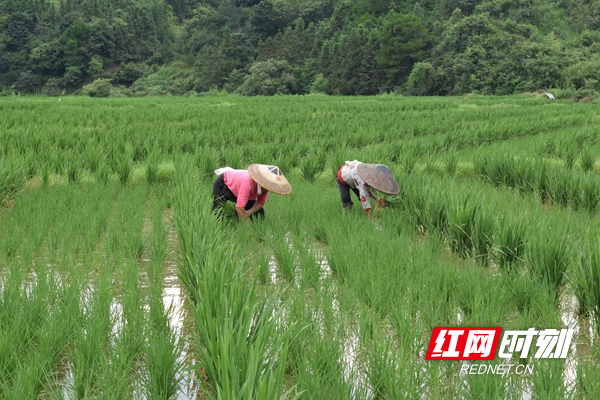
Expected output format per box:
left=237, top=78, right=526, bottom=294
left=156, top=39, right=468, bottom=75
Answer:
left=356, top=163, right=399, bottom=195
left=248, top=164, right=292, bottom=195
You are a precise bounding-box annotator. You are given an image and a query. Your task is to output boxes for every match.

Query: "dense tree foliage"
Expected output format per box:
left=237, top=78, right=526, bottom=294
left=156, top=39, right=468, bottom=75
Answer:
left=1, top=0, right=600, bottom=96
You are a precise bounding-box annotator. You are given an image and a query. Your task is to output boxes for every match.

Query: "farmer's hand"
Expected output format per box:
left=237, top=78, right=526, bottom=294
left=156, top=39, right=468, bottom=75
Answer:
left=376, top=197, right=385, bottom=209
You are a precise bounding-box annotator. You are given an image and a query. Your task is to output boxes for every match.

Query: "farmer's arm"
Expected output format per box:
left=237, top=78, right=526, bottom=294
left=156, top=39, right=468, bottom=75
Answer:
left=355, top=180, right=374, bottom=220
left=236, top=202, right=264, bottom=220
left=369, top=189, right=380, bottom=202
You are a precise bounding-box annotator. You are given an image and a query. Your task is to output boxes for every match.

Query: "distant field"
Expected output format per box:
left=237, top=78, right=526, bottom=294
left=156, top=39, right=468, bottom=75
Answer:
left=1, top=94, right=600, bottom=398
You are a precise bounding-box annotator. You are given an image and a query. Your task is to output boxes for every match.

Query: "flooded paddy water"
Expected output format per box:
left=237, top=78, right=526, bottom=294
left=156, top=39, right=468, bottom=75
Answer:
left=0, top=182, right=206, bottom=399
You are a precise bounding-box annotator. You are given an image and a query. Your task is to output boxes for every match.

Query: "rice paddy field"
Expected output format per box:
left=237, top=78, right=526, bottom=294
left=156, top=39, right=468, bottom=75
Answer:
left=2, top=94, right=600, bottom=399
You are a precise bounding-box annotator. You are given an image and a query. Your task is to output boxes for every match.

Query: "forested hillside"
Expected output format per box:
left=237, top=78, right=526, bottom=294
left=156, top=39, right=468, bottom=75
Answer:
left=2, top=0, right=600, bottom=96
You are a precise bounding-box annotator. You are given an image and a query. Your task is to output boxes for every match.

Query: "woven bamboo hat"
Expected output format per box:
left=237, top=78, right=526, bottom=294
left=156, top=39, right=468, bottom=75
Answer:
left=248, top=164, right=292, bottom=195
left=356, top=163, right=399, bottom=195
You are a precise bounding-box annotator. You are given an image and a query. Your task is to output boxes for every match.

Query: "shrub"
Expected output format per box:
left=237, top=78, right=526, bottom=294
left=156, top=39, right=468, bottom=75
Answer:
left=241, top=59, right=295, bottom=96
left=42, top=78, right=63, bottom=96
left=310, top=73, right=330, bottom=94
left=83, top=78, right=112, bottom=97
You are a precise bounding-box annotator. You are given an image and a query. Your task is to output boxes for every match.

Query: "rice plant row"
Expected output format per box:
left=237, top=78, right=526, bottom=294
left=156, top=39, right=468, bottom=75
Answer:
left=172, top=158, right=291, bottom=399
left=473, top=153, right=600, bottom=214
left=0, top=183, right=184, bottom=398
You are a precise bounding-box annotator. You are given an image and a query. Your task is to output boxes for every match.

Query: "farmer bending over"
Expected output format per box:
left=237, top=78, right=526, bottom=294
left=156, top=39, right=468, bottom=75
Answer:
left=213, top=164, right=291, bottom=221
left=337, top=160, right=399, bottom=221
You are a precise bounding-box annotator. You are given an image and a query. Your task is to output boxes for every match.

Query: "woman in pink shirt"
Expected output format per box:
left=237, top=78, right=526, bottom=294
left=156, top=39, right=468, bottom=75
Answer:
left=212, top=164, right=291, bottom=221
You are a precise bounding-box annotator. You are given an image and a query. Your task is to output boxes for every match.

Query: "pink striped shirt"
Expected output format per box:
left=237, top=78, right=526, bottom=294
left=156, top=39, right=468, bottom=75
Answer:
left=223, top=170, right=269, bottom=208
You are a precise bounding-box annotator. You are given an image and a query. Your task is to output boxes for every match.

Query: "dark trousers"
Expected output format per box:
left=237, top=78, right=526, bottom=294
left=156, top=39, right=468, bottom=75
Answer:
left=338, top=179, right=360, bottom=209
left=212, top=174, right=265, bottom=220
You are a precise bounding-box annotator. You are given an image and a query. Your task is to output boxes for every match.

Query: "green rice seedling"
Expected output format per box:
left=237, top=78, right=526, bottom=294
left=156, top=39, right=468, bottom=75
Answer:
left=188, top=251, right=291, bottom=399
left=149, top=191, right=168, bottom=264
left=118, top=261, right=146, bottom=367
left=568, top=174, right=582, bottom=212
left=580, top=147, right=595, bottom=172
left=503, top=272, right=540, bottom=315
left=281, top=292, right=313, bottom=377
left=96, top=333, right=136, bottom=400
left=402, top=147, right=418, bottom=175
left=253, top=248, right=271, bottom=285
left=419, top=265, right=458, bottom=330
left=357, top=303, right=375, bottom=344
left=124, top=186, right=147, bottom=259
left=84, top=148, right=102, bottom=174
left=272, top=232, right=296, bottom=284
left=23, top=152, right=38, bottom=180
left=222, top=145, right=246, bottom=169
left=537, top=139, right=556, bottom=158
left=580, top=173, right=599, bottom=214
left=145, top=233, right=184, bottom=399
left=275, top=153, right=294, bottom=179
left=474, top=154, right=509, bottom=187
left=530, top=359, right=569, bottom=400
left=144, top=327, right=183, bottom=400
left=0, top=161, right=26, bottom=204
left=173, top=158, right=292, bottom=398
left=146, top=154, right=160, bottom=186
left=424, top=360, right=461, bottom=399
left=421, top=194, right=448, bottom=236
left=535, top=159, right=550, bottom=203
left=562, top=145, right=578, bottom=170
left=448, top=196, right=477, bottom=259
left=366, top=338, right=412, bottom=399
left=291, top=307, right=350, bottom=399
left=195, top=146, right=220, bottom=181
left=445, top=150, right=458, bottom=176
left=144, top=271, right=183, bottom=400
left=325, top=231, right=353, bottom=282
left=95, top=162, right=111, bottom=184
left=116, top=154, right=134, bottom=186
left=313, top=220, right=329, bottom=245
left=545, top=165, right=567, bottom=208
left=528, top=231, right=570, bottom=295
left=70, top=283, right=113, bottom=398
left=297, top=239, right=321, bottom=290
left=300, top=152, right=326, bottom=182
left=570, top=235, right=600, bottom=319
left=493, top=217, right=526, bottom=272
left=41, top=163, right=51, bottom=187
left=461, top=359, right=511, bottom=400
left=458, top=273, right=512, bottom=326
left=65, top=155, right=82, bottom=184
left=576, top=359, right=600, bottom=398
left=51, top=151, right=65, bottom=175
left=423, top=155, right=441, bottom=175
left=0, top=269, right=78, bottom=399
left=472, top=209, right=495, bottom=267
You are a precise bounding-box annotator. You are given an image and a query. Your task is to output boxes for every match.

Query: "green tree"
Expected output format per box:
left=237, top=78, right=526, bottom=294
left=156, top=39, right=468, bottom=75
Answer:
left=376, top=12, right=429, bottom=88
left=15, top=70, right=39, bottom=93
left=241, top=58, right=295, bottom=95
left=63, top=66, right=82, bottom=88
left=405, top=62, right=437, bottom=95
left=223, top=68, right=246, bottom=93
left=87, top=55, right=103, bottom=77
left=5, top=12, right=34, bottom=46
left=29, top=41, right=64, bottom=75
left=251, top=1, right=280, bottom=39
left=310, top=73, right=329, bottom=94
